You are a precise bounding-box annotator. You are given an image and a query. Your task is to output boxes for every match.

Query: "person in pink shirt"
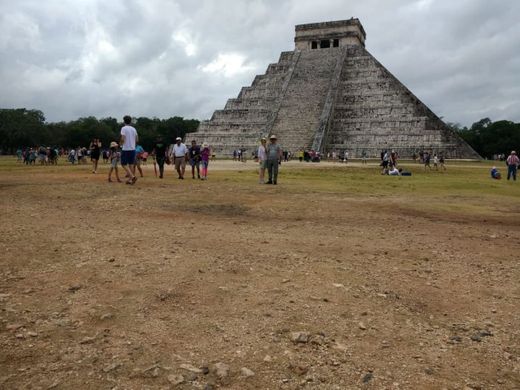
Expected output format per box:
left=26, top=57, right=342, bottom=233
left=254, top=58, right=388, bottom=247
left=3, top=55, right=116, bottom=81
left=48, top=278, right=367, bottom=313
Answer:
left=506, top=150, right=519, bottom=181
left=200, top=143, right=211, bottom=180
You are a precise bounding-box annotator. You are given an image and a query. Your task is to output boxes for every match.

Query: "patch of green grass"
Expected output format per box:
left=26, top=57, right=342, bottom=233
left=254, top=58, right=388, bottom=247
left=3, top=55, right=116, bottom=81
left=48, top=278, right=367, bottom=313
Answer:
left=1, top=157, right=518, bottom=220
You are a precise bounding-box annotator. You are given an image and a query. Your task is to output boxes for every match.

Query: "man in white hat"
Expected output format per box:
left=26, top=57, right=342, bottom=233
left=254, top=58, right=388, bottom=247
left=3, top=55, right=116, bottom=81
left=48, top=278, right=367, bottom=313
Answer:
left=170, top=137, right=188, bottom=179
left=506, top=150, right=519, bottom=181
left=265, top=135, right=283, bottom=184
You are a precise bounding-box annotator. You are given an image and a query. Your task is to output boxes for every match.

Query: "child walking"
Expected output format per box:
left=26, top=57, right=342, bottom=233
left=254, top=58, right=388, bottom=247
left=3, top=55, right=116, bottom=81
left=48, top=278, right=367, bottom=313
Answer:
left=200, top=143, right=211, bottom=180
left=108, top=142, right=122, bottom=183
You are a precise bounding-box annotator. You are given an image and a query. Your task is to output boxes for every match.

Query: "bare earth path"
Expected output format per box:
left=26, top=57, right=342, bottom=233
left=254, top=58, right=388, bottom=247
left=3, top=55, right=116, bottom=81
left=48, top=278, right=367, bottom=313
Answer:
left=1, top=159, right=519, bottom=389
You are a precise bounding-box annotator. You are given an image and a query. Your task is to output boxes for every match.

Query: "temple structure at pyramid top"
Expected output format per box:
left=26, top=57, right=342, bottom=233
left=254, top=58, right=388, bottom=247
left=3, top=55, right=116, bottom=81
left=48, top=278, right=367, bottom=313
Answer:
left=294, top=19, right=366, bottom=50
left=192, top=18, right=480, bottom=159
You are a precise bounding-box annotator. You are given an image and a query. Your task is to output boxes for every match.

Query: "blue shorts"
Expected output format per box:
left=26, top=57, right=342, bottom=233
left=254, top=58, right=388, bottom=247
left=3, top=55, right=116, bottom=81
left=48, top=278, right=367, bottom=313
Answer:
left=121, top=150, right=136, bottom=165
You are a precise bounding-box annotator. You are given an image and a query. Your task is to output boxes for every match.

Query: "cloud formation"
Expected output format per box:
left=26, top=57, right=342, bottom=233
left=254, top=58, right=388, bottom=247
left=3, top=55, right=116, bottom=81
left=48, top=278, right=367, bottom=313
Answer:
left=0, top=0, right=519, bottom=126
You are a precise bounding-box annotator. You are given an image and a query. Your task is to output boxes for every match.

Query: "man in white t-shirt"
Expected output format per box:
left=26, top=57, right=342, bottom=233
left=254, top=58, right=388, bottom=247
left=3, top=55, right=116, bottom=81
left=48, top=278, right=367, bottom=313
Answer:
left=119, top=115, right=138, bottom=184
left=170, top=137, right=188, bottom=179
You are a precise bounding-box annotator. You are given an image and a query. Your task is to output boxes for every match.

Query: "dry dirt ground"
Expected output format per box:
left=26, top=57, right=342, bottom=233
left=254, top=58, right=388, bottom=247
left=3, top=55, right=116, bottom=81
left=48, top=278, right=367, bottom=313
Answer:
left=1, top=159, right=519, bottom=389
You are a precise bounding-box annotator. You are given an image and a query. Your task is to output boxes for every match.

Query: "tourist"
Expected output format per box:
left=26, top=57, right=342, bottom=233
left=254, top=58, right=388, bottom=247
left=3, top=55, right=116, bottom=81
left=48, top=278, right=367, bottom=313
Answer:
left=119, top=115, right=138, bottom=185
left=490, top=166, right=501, bottom=180
left=107, top=142, right=122, bottom=183
left=433, top=154, right=439, bottom=170
left=266, top=135, right=282, bottom=185
left=102, top=149, right=110, bottom=164
left=77, top=147, right=83, bottom=164
left=388, top=165, right=401, bottom=176
left=257, top=137, right=267, bottom=184
left=343, top=150, right=349, bottom=163
left=68, top=148, right=76, bottom=164
left=439, top=155, right=446, bottom=171
left=390, top=150, right=398, bottom=167
left=48, top=147, right=58, bottom=165
left=381, top=150, right=389, bottom=174
left=135, top=144, right=145, bottom=177
left=151, top=136, right=167, bottom=179
left=506, top=150, right=519, bottom=181
left=89, top=138, right=101, bottom=173
left=188, top=140, right=201, bottom=179
left=171, top=137, right=188, bottom=179
left=38, top=146, right=47, bottom=165
left=298, top=149, right=304, bottom=162
left=423, top=152, right=431, bottom=170
left=361, top=150, right=367, bottom=164
left=200, top=142, right=210, bottom=180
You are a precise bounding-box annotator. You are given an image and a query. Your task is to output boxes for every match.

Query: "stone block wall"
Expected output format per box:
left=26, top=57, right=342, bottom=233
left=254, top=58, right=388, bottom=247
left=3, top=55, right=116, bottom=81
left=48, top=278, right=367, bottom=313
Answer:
left=193, top=52, right=296, bottom=156
left=323, top=46, right=480, bottom=158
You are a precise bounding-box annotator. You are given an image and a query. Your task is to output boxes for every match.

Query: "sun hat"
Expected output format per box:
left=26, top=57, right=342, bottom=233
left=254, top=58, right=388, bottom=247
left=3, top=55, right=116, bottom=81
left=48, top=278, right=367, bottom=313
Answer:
left=269, top=135, right=277, bottom=140
left=202, top=142, right=208, bottom=148
left=512, top=151, right=517, bottom=154
left=110, top=141, right=118, bottom=148
left=261, top=137, right=266, bottom=141
left=176, top=137, right=182, bottom=141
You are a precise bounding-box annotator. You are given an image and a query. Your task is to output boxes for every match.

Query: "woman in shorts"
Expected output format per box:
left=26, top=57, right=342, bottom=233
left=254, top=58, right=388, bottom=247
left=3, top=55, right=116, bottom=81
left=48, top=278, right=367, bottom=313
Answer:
left=200, top=143, right=211, bottom=180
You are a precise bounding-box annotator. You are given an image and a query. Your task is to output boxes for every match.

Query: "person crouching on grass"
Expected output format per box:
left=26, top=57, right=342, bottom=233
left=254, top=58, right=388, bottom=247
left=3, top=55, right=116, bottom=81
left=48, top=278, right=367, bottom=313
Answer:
left=107, top=142, right=122, bottom=183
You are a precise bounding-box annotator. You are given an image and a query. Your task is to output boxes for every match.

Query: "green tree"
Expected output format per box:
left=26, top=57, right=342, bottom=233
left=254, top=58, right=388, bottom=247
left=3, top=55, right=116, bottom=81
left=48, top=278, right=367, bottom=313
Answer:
left=456, top=118, right=520, bottom=158
left=0, top=108, right=46, bottom=152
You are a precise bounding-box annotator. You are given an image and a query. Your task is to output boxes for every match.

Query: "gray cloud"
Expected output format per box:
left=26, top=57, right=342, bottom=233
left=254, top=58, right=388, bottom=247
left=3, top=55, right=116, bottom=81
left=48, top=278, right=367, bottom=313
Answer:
left=0, top=0, right=518, bottom=127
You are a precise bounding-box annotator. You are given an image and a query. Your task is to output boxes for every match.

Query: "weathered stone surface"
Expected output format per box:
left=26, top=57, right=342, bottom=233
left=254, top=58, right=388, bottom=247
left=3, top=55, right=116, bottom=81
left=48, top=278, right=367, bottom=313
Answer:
left=192, top=18, right=479, bottom=159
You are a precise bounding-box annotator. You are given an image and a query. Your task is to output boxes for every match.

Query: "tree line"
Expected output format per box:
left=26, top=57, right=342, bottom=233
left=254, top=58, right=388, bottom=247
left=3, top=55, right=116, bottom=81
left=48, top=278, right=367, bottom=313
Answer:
left=0, top=108, right=200, bottom=153
left=448, top=118, right=520, bottom=159
left=1, top=108, right=519, bottom=158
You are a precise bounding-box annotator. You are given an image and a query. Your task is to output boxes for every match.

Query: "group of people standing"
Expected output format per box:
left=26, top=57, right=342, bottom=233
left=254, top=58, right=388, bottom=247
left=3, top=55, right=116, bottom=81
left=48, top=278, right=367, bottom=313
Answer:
left=256, top=135, right=283, bottom=184
left=20, top=146, right=59, bottom=165
left=163, top=137, right=210, bottom=180
left=106, top=116, right=212, bottom=185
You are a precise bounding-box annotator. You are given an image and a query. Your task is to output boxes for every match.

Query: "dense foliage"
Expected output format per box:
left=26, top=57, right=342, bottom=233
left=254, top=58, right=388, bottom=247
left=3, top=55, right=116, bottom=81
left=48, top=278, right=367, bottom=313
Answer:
left=448, top=118, right=520, bottom=159
left=0, top=108, right=200, bottom=152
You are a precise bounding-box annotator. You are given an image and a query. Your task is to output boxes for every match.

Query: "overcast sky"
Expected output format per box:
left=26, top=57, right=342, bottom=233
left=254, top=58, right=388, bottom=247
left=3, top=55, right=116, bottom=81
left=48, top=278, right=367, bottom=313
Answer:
left=1, top=0, right=519, bottom=127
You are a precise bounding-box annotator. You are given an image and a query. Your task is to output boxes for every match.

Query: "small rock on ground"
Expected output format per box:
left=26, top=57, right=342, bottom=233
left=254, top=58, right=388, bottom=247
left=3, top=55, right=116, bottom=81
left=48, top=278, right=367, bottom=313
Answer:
left=240, top=367, right=255, bottom=377
left=214, top=362, right=230, bottom=378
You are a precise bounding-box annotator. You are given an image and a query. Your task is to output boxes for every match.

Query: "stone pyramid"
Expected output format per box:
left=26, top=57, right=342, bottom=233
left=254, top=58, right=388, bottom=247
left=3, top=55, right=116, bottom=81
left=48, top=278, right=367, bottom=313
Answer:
left=192, top=19, right=480, bottom=159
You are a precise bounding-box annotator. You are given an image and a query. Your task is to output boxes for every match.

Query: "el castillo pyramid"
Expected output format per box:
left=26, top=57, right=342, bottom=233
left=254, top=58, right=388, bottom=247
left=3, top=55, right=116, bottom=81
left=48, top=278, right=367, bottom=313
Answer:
left=193, top=19, right=480, bottom=159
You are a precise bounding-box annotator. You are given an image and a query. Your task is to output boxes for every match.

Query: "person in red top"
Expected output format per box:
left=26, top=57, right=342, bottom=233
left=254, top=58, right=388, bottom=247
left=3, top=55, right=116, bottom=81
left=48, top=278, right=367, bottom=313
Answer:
left=506, top=150, right=519, bottom=181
